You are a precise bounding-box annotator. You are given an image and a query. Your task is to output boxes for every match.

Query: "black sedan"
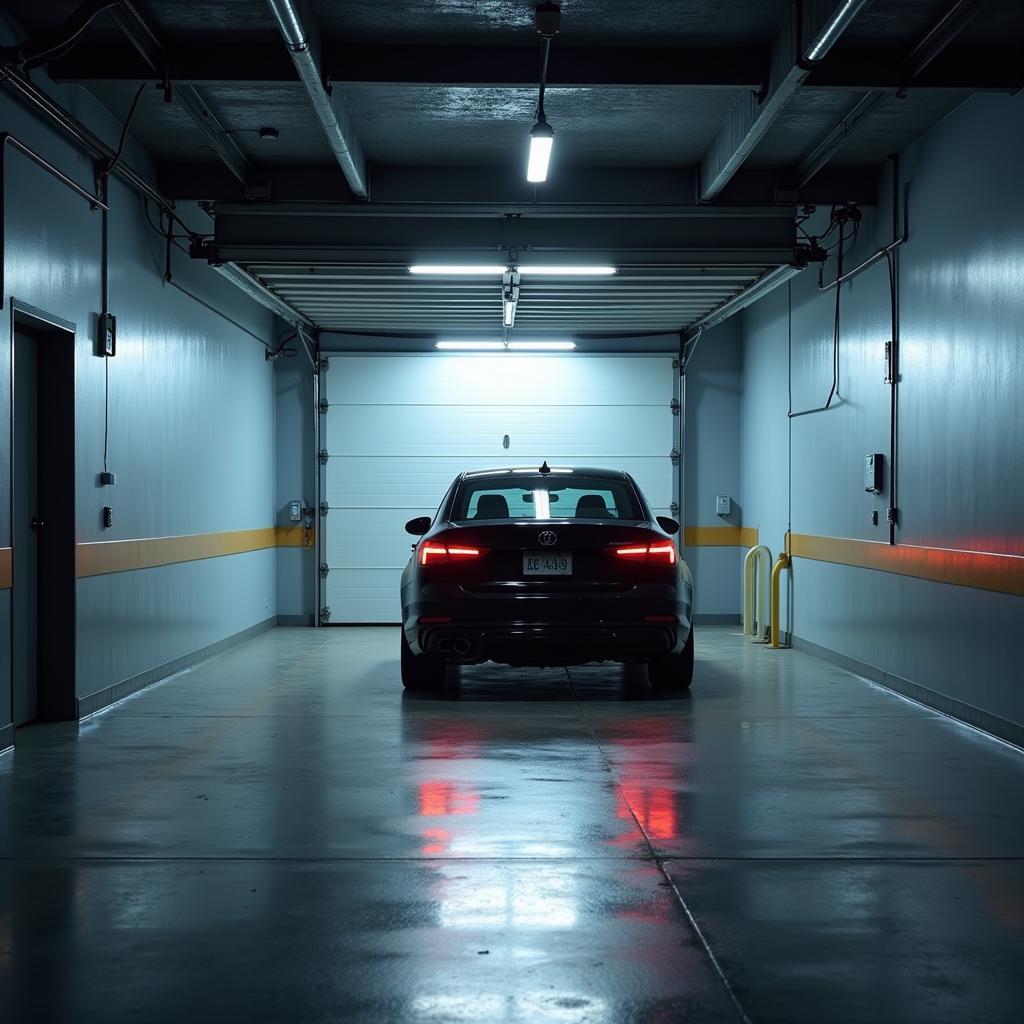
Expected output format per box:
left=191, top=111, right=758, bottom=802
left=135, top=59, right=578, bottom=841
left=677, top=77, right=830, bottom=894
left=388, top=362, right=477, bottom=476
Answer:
left=400, top=464, right=694, bottom=691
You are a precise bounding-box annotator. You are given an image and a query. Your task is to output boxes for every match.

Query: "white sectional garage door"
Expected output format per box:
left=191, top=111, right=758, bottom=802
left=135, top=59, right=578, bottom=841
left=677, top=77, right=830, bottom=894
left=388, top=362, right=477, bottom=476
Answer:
left=321, top=353, right=678, bottom=623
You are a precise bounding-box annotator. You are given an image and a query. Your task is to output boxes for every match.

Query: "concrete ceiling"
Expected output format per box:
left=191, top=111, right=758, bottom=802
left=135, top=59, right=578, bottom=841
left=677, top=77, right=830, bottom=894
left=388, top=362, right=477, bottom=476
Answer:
left=3, top=0, right=1020, bottom=336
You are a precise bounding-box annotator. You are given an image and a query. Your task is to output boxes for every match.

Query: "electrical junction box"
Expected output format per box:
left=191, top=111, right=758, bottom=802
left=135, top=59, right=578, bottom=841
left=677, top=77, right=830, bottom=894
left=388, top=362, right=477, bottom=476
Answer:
left=289, top=500, right=302, bottom=522
left=99, top=312, right=116, bottom=357
left=715, top=494, right=732, bottom=516
left=864, top=454, right=884, bottom=494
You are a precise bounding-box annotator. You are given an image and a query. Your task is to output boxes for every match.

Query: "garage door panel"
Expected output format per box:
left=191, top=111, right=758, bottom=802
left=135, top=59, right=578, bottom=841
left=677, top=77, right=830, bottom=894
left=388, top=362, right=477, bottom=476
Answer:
left=324, top=508, right=422, bottom=569
left=326, top=404, right=669, bottom=458
left=322, top=354, right=677, bottom=623
left=326, top=355, right=675, bottom=406
left=325, top=569, right=400, bottom=623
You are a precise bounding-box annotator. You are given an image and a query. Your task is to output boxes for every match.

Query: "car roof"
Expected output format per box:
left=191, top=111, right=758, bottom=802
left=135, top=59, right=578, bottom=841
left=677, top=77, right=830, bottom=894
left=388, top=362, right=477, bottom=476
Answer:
left=461, top=466, right=629, bottom=480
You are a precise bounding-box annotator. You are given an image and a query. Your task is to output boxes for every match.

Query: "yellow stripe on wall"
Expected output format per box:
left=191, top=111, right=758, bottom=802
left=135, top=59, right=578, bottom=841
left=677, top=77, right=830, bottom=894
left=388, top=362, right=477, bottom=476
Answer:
left=275, top=525, right=314, bottom=548
left=789, top=533, right=1024, bottom=598
left=76, top=528, right=281, bottom=578
left=0, top=547, right=11, bottom=590
left=684, top=525, right=758, bottom=548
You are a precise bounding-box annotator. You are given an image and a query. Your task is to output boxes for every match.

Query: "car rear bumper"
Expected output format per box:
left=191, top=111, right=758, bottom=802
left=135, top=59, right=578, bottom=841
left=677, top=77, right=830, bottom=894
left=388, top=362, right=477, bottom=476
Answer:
left=403, top=584, right=692, bottom=667
left=415, top=621, right=682, bottom=666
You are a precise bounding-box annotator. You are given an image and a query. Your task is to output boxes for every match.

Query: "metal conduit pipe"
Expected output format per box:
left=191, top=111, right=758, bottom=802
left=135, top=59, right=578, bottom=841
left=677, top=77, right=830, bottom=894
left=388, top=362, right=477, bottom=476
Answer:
left=265, top=0, right=368, bottom=199
left=769, top=552, right=790, bottom=649
left=742, top=544, right=772, bottom=639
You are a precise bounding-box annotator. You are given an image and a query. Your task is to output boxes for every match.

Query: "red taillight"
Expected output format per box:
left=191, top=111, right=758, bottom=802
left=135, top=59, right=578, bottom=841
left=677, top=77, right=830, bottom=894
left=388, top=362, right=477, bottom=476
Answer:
left=418, top=537, right=487, bottom=567
left=610, top=541, right=677, bottom=566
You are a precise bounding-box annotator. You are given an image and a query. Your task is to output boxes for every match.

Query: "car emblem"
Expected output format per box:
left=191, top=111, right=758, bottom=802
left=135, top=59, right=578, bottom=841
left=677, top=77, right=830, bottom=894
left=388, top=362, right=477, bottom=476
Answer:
left=538, top=530, right=558, bottom=547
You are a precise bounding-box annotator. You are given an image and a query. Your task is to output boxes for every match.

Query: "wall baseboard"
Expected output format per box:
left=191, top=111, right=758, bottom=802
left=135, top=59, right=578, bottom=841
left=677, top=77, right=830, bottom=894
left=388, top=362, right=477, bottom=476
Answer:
left=694, top=614, right=741, bottom=625
left=277, top=614, right=314, bottom=626
left=76, top=616, right=277, bottom=720
left=0, top=723, right=13, bottom=755
left=791, top=633, right=1023, bottom=749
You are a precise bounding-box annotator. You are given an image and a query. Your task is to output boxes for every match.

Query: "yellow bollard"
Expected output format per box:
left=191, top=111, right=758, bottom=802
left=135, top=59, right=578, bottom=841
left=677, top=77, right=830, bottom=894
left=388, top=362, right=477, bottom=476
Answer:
left=770, top=552, right=791, bottom=649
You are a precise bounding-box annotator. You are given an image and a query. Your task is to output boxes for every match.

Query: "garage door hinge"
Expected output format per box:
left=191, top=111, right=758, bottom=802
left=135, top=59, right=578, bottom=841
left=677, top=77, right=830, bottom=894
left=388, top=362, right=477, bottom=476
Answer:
left=318, top=397, right=329, bottom=414
left=670, top=399, right=680, bottom=416
left=319, top=448, right=330, bottom=465
left=670, top=446, right=681, bottom=465
left=886, top=506, right=899, bottom=526
left=319, top=562, right=330, bottom=580
left=319, top=501, right=330, bottom=517
left=319, top=606, right=331, bottom=624
left=318, top=359, right=330, bottom=371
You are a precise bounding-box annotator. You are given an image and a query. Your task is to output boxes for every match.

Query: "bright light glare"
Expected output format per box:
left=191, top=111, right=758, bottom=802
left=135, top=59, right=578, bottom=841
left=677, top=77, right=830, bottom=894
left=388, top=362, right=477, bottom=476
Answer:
left=503, top=299, right=516, bottom=327
left=534, top=490, right=551, bottom=519
left=518, top=266, right=617, bottom=276
left=507, top=340, right=576, bottom=351
left=527, top=133, right=553, bottom=183
left=410, top=265, right=507, bottom=275
left=435, top=340, right=505, bottom=350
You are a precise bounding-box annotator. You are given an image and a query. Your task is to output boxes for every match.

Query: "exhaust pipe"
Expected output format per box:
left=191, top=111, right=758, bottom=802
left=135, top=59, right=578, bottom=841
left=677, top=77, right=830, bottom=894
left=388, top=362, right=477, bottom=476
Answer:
left=436, top=638, right=453, bottom=654
left=453, top=637, right=471, bottom=656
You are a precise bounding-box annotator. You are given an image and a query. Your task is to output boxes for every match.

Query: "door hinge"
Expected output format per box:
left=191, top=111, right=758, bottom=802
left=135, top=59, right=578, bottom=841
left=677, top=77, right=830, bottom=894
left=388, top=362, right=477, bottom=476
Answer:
left=886, top=506, right=899, bottom=526
left=318, top=358, right=330, bottom=371
left=318, top=397, right=329, bottom=414
left=670, top=446, right=681, bottom=465
left=319, top=448, right=330, bottom=465
left=319, top=606, right=331, bottom=624
left=670, top=502, right=680, bottom=517
left=319, top=562, right=330, bottom=580
left=670, top=399, right=680, bottom=416
left=319, top=501, right=330, bottom=517
left=672, top=358, right=680, bottom=370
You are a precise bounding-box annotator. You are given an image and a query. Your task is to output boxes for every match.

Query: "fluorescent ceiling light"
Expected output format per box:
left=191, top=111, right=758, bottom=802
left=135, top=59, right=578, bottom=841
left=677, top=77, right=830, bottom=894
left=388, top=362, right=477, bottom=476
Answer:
left=527, top=119, right=554, bottom=183
left=518, top=265, right=617, bottom=276
left=507, top=340, right=576, bottom=351
left=410, top=265, right=507, bottom=276
left=436, top=340, right=505, bottom=350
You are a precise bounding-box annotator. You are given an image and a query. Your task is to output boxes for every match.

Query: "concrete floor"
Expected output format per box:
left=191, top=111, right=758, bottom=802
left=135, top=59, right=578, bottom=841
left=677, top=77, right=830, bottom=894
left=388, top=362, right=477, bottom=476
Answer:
left=1, top=626, right=1022, bottom=1023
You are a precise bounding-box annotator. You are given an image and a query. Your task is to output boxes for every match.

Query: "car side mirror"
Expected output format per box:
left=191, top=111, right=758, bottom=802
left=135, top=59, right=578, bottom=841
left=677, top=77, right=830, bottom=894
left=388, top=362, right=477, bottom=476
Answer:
left=656, top=516, right=680, bottom=535
left=405, top=516, right=432, bottom=536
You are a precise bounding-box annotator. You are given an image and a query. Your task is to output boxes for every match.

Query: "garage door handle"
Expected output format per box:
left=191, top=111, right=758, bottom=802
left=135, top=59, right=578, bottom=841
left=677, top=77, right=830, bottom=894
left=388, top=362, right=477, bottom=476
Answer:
left=31, top=517, right=45, bottom=530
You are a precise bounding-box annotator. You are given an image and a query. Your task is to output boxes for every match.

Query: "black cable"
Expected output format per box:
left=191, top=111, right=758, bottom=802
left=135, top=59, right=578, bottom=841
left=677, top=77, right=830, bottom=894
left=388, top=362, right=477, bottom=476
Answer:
left=1, top=0, right=120, bottom=70
left=822, top=220, right=845, bottom=409
left=105, top=83, right=146, bottom=177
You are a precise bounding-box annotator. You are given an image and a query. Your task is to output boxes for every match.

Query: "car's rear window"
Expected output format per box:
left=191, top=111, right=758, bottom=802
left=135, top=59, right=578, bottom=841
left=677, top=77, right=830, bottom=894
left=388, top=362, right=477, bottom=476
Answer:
left=451, top=473, right=642, bottom=521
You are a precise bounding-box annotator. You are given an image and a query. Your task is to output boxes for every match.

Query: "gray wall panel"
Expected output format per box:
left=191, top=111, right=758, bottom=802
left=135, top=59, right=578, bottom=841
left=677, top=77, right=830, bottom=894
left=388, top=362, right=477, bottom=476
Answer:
left=684, top=318, right=743, bottom=615
left=76, top=550, right=276, bottom=700
left=1, top=33, right=278, bottom=717
left=739, top=90, right=1024, bottom=727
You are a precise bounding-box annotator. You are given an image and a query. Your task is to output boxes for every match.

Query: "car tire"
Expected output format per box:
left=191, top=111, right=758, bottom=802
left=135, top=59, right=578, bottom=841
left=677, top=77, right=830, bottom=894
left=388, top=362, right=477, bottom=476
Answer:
left=400, top=629, right=446, bottom=690
left=649, top=626, right=694, bottom=691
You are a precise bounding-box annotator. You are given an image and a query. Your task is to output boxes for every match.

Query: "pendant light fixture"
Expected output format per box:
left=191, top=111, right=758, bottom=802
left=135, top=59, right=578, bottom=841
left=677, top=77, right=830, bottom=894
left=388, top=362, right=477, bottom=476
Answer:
left=527, top=3, right=561, bottom=183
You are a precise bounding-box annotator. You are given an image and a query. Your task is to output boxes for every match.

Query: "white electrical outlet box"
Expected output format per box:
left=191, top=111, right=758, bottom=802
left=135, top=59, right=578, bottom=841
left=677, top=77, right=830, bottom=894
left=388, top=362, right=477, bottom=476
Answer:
left=715, top=495, right=732, bottom=516
left=289, top=500, right=302, bottom=522
left=864, top=454, right=884, bottom=494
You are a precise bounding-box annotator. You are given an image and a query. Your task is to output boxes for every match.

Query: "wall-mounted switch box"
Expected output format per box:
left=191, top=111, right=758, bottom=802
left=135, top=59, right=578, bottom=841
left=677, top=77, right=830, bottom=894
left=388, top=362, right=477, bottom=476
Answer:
left=864, top=454, right=884, bottom=494
left=288, top=500, right=302, bottom=522
left=715, top=494, right=732, bottom=516
left=102, top=506, right=113, bottom=529
left=99, top=471, right=116, bottom=486
left=99, top=312, right=116, bottom=357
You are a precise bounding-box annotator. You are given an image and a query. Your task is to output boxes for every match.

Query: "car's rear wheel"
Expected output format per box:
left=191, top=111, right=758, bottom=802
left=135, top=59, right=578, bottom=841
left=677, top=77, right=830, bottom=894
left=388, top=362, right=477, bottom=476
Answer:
left=648, top=626, right=694, bottom=691
left=400, top=629, right=446, bottom=690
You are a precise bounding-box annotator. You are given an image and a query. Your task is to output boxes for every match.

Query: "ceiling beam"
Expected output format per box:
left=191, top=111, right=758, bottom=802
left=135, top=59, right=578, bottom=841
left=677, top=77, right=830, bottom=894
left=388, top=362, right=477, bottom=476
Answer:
left=699, top=0, right=873, bottom=201
left=265, top=0, right=367, bottom=199
left=798, top=0, right=993, bottom=186
left=159, top=162, right=877, bottom=207
left=49, top=43, right=762, bottom=88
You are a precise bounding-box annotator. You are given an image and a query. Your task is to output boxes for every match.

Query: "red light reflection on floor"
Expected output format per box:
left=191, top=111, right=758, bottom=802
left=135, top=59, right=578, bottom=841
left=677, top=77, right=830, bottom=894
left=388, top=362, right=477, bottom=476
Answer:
left=418, top=781, right=479, bottom=818
left=617, top=783, right=677, bottom=840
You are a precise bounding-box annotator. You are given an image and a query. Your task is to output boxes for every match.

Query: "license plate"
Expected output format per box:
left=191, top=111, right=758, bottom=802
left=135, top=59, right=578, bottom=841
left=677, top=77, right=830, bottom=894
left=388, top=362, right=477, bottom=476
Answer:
left=523, top=551, right=572, bottom=576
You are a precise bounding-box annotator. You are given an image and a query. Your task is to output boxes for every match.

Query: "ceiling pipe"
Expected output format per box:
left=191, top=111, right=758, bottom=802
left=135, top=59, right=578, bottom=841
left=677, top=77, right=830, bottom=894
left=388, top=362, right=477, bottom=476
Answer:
left=265, top=0, right=368, bottom=199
